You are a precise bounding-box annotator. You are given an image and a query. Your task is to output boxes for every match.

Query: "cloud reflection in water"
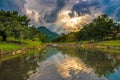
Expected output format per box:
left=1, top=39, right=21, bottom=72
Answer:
left=28, top=52, right=107, bottom=80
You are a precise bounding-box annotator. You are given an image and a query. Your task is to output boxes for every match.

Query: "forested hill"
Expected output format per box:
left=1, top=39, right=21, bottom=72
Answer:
left=53, top=14, right=120, bottom=42
left=37, top=26, right=59, bottom=41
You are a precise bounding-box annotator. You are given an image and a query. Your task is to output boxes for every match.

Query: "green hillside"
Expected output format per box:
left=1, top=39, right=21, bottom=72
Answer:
left=37, top=26, right=59, bottom=41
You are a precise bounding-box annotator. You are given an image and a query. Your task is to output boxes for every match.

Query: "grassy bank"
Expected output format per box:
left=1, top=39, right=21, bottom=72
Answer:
left=52, top=40, right=120, bottom=54
left=1, top=49, right=43, bottom=62
left=80, top=40, right=120, bottom=54
left=93, top=40, right=120, bottom=47
left=0, top=40, right=43, bottom=62
left=0, top=40, right=42, bottom=52
left=80, top=40, right=120, bottom=47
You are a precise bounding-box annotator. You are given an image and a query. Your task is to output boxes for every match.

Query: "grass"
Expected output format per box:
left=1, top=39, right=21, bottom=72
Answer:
left=0, top=42, right=23, bottom=51
left=0, top=40, right=42, bottom=51
left=23, top=40, right=42, bottom=47
left=79, top=40, right=120, bottom=47
left=94, top=40, right=120, bottom=47
left=80, top=40, right=120, bottom=54
left=0, top=38, right=44, bottom=62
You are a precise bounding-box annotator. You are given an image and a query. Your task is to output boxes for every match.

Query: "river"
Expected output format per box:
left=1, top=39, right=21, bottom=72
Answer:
left=0, top=46, right=120, bottom=80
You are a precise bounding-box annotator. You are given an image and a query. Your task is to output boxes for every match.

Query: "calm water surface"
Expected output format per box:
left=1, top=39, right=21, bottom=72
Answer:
left=0, top=47, right=120, bottom=80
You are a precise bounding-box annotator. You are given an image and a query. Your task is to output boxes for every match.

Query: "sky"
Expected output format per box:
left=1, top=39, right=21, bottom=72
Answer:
left=0, top=0, right=120, bottom=34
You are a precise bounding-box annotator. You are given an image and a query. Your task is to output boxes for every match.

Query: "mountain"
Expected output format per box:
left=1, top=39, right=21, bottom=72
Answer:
left=37, top=26, right=59, bottom=41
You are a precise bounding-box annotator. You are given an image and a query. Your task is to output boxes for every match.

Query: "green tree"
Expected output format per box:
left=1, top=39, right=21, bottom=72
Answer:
left=78, top=14, right=119, bottom=41
left=0, top=10, right=30, bottom=41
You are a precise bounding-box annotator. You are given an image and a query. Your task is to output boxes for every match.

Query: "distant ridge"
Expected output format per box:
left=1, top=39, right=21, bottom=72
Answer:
left=37, top=26, right=59, bottom=41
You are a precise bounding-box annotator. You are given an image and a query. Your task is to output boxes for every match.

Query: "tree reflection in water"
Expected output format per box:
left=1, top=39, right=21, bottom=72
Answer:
left=28, top=49, right=107, bottom=80
left=58, top=47, right=120, bottom=77
left=0, top=47, right=120, bottom=80
left=0, top=50, right=46, bottom=80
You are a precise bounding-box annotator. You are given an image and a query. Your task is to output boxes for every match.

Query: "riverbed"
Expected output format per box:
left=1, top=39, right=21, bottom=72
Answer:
left=0, top=47, right=120, bottom=80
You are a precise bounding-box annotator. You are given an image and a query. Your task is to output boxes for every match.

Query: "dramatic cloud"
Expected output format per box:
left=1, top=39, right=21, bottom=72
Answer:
left=0, top=0, right=120, bottom=33
left=44, top=0, right=66, bottom=23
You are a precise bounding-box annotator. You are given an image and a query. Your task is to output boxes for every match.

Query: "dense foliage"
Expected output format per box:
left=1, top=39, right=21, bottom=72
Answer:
left=53, top=32, right=77, bottom=42
left=77, top=14, right=120, bottom=41
left=53, top=14, right=120, bottom=42
left=0, top=10, right=47, bottom=42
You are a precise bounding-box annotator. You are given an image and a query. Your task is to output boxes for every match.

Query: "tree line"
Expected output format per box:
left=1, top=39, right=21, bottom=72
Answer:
left=0, top=10, right=47, bottom=42
left=53, top=14, right=120, bottom=42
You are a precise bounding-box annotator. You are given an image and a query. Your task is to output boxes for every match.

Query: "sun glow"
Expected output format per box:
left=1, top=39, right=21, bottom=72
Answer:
left=56, top=10, right=92, bottom=33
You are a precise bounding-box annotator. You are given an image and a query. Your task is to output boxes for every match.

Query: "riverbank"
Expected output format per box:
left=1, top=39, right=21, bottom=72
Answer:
left=48, top=40, right=120, bottom=54
left=0, top=40, right=44, bottom=61
left=80, top=40, right=120, bottom=49
left=91, top=40, right=120, bottom=54
left=80, top=41, right=120, bottom=54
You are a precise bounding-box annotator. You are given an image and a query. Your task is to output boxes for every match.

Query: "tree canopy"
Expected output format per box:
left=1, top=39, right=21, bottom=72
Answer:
left=77, top=14, right=120, bottom=41
left=0, top=10, right=47, bottom=42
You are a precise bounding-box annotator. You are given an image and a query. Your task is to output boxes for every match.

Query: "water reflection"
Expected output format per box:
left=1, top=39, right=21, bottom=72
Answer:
left=0, top=50, right=46, bottom=80
left=28, top=51, right=107, bottom=80
left=58, top=47, right=120, bottom=76
left=107, top=66, right=120, bottom=80
left=0, top=47, right=120, bottom=80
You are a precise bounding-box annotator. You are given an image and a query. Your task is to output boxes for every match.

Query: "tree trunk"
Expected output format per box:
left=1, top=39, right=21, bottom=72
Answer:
left=2, top=35, right=7, bottom=41
left=1, top=31, right=7, bottom=41
left=112, top=33, right=117, bottom=40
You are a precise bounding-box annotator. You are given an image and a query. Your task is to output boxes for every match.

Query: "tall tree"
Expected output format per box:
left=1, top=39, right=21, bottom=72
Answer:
left=0, top=10, right=30, bottom=41
left=77, top=14, right=119, bottom=41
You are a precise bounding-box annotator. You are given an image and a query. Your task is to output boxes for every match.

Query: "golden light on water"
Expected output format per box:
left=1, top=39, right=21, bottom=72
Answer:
left=56, top=58, right=85, bottom=78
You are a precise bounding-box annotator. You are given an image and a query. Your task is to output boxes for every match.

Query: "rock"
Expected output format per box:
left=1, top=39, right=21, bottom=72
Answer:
left=12, top=52, right=16, bottom=55
left=16, top=50, right=22, bottom=54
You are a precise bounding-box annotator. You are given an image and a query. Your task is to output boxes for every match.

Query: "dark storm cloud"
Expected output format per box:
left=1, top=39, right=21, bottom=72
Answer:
left=44, top=0, right=66, bottom=23
left=71, top=0, right=101, bottom=16
left=70, top=0, right=120, bottom=21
